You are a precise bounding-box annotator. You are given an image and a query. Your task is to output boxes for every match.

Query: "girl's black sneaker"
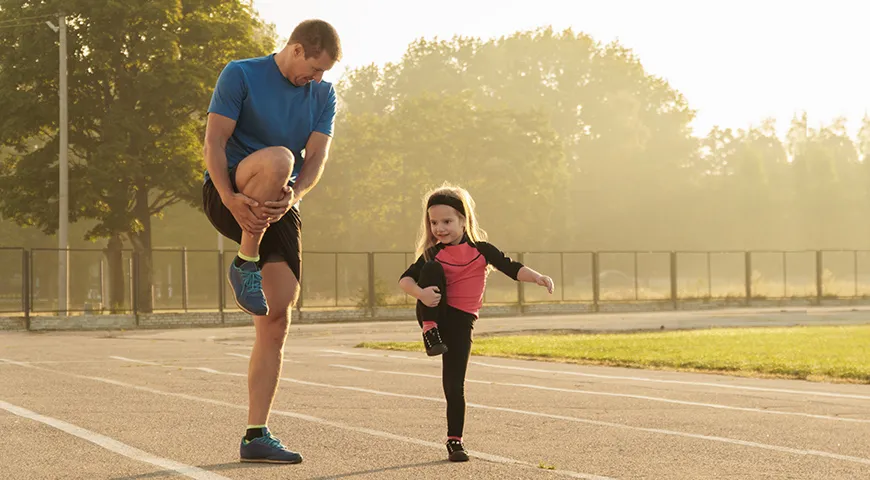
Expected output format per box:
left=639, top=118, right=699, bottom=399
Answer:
left=423, top=328, right=448, bottom=356
left=446, top=439, right=469, bottom=462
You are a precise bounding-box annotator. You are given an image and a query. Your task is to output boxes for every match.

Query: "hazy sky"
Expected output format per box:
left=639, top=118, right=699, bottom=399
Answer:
left=253, top=0, right=869, bottom=138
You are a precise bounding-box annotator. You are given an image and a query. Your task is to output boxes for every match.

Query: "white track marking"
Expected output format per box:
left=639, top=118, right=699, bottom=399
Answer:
left=2, top=358, right=610, bottom=480
left=327, top=364, right=870, bottom=424
left=170, top=357, right=870, bottom=467
left=320, top=349, right=870, bottom=401
left=0, top=400, right=231, bottom=480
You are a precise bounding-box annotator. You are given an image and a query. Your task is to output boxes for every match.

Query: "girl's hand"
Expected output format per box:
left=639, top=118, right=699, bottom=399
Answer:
left=536, top=275, right=555, bottom=294
left=419, top=286, right=442, bottom=307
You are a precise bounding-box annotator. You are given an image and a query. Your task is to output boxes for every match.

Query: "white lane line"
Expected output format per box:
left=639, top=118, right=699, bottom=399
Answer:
left=196, top=358, right=870, bottom=467
left=283, top=378, right=870, bottom=466
left=3, top=358, right=608, bottom=480
left=328, top=365, right=870, bottom=424
left=321, top=349, right=870, bottom=401
left=0, top=400, right=230, bottom=480
left=0, top=358, right=241, bottom=366
left=330, top=364, right=374, bottom=372
left=110, top=356, right=162, bottom=366
left=224, top=352, right=301, bottom=364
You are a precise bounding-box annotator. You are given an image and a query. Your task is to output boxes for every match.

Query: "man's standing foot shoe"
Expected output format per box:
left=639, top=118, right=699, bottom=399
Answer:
left=239, top=429, right=302, bottom=464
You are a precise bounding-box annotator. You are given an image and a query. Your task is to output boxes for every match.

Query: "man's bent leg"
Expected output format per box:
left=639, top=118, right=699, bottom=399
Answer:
left=234, top=147, right=294, bottom=258
left=226, top=147, right=294, bottom=316
left=239, top=259, right=302, bottom=464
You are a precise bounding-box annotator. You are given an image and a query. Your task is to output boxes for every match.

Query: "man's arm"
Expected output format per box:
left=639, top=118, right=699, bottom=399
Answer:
left=291, top=131, right=332, bottom=202
left=203, top=113, right=237, bottom=202
left=203, top=112, right=266, bottom=233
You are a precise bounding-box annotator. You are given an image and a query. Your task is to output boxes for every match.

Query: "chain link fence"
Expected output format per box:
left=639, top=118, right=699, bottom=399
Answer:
left=4, top=248, right=870, bottom=316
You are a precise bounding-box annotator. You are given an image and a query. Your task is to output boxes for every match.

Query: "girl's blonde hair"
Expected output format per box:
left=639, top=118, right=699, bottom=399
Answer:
left=415, top=183, right=487, bottom=261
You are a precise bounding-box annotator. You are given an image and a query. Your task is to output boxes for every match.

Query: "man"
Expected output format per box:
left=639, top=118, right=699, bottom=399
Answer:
left=201, top=19, right=340, bottom=464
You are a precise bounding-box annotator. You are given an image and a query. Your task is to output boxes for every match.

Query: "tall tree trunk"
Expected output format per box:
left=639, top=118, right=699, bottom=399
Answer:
left=103, top=234, right=125, bottom=313
left=129, top=187, right=154, bottom=313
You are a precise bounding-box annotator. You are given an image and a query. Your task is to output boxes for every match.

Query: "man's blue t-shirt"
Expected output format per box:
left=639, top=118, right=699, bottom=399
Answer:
left=204, top=53, right=336, bottom=183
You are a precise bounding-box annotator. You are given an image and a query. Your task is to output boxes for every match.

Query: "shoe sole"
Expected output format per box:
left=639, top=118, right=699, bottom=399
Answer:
left=226, top=270, right=269, bottom=317
left=240, top=457, right=303, bottom=464
left=427, top=344, right=448, bottom=356
left=449, top=453, right=469, bottom=462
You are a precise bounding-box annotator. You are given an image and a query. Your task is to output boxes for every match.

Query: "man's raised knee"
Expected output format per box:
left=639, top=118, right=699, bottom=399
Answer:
left=262, top=147, right=294, bottom=179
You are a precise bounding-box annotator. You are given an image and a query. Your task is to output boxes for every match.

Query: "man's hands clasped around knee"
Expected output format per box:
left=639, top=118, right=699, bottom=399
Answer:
left=223, top=185, right=294, bottom=236
left=224, top=192, right=269, bottom=235
left=254, top=185, right=296, bottom=226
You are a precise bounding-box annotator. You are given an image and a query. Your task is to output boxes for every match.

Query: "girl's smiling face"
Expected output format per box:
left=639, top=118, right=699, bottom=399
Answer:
left=428, top=205, right=465, bottom=245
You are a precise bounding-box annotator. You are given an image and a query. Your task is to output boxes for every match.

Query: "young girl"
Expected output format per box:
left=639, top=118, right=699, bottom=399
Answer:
left=398, top=184, right=555, bottom=462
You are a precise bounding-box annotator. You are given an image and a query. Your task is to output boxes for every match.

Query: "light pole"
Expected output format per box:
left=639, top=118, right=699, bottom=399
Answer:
left=45, top=15, right=68, bottom=315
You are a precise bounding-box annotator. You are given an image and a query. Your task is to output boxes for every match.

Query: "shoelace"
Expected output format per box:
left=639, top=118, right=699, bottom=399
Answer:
left=260, top=433, right=286, bottom=449
left=241, top=269, right=263, bottom=294
left=424, top=329, right=440, bottom=347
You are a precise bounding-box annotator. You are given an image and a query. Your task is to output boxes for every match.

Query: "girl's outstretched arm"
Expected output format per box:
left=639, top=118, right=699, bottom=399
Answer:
left=517, top=266, right=555, bottom=294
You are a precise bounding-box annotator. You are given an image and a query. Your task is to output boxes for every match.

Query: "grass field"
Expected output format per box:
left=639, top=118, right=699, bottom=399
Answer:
left=359, top=325, right=870, bottom=383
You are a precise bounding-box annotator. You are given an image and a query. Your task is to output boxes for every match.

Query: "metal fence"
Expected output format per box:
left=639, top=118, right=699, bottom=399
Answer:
left=2, top=248, right=870, bottom=316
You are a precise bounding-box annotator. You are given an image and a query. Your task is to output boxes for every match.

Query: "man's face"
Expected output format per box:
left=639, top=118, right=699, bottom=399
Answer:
left=289, top=45, right=335, bottom=86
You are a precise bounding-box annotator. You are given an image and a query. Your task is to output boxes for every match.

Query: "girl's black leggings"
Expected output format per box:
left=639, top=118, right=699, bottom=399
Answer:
left=415, top=260, right=475, bottom=438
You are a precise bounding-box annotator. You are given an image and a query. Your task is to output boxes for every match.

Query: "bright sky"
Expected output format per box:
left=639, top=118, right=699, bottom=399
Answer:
left=253, top=0, right=870, bottom=139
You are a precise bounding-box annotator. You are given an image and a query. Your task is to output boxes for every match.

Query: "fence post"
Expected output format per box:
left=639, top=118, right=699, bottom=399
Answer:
left=592, top=252, right=600, bottom=312
left=22, top=249, right=30, bottom=329
left=707, top=252, right=712, bottom=298
left=670, top=252, right=678, bottom=310
left=816, top=250, right=823, bottom=303
left=334, top=253, right=339, bottom=308
left=744, top=251, right=752, bottom=305
left=295, top=253, right=304, bottom=312
left=181, top=248, right=189, bottom=312
left=99, top=257, right=106, bottom=313
left=217, top=251, right=225, bottom=322
left=516, top=252, right=525, bottom=314
left=854, top=250, right=859, bottom=298
left=367, top=252, right=376, bottom=316
left=782, top=251, right=788, bottom=298
left=560, top=252, right=565, bottom=302
left=131, top=252, right=140, bottom=324
left=30, top=250, right=36, bottom=320
left=634, top=252, right=639, bottom=301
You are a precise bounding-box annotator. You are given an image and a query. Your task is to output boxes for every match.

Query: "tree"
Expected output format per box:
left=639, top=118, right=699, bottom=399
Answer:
left=305, top=92, right=568, bottom=252
left=333, top=27, right=697, bottom=250
left=0, top=0, right=275, bottom=311
left=788, top=115, right=863, bottom=248
left=697, top=120, right=789, bottom=249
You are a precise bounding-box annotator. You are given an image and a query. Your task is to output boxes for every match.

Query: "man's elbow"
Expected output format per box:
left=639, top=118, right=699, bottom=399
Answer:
left=307, top=148, right=329, bottom=164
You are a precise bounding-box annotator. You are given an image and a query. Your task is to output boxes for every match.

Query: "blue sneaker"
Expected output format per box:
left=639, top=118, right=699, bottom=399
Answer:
left=227, top=260, right=268, bottom=316
left=240, top=429, right=302, bottom=464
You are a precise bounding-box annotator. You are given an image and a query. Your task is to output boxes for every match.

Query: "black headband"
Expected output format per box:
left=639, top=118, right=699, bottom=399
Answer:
left=427, top=194, right=465, bottom=216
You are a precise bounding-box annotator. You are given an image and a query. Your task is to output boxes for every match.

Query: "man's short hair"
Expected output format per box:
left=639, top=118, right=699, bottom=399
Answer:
left=289, top=19, right=342, bottom=62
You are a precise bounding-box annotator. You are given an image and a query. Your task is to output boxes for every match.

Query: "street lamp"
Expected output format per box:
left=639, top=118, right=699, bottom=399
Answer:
left=45, top=15, right=68, bottom=315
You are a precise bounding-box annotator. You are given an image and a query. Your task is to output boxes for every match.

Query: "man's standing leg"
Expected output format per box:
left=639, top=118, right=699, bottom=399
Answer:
left=231, top=146, right=304, bottom=463
left=239, top=260, right=301, bottom=463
